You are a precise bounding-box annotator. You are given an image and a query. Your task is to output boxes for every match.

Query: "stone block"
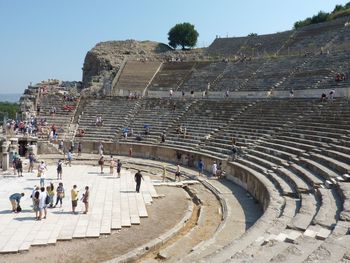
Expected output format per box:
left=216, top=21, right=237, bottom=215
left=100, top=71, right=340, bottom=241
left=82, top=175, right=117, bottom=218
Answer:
left=316, top=228, right=331, bottom=240
left=285, top=230, right=301, bottom=243
left=274, top=233, right=287, bottom=242
left=304, top=229, right=317, bottom=238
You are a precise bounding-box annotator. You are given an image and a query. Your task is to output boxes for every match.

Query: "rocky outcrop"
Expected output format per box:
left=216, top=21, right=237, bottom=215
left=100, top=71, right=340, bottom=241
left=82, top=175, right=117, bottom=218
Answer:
left=82, top=39, right=206, bottom=95
left=82, top=40, right=171, bottom=94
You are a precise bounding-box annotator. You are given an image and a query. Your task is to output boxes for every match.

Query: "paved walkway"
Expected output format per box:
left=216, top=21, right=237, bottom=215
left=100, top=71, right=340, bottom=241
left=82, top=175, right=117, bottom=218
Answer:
left=0, top=164, right=159, bottom=253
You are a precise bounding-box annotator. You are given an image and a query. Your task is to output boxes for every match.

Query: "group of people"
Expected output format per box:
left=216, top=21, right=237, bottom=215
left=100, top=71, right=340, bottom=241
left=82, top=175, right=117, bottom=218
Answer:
left=10, top=171, right=90, bottom=218
left=335, top=73, right=346, bottom=82
left=98, top=156, right=122, bottom=176
left=321, top=89, right=336, bottom=102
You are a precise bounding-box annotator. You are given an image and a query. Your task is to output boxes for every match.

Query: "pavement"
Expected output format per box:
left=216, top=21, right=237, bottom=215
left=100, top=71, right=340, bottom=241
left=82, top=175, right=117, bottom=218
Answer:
left=0, top=164, right=159, bottom=253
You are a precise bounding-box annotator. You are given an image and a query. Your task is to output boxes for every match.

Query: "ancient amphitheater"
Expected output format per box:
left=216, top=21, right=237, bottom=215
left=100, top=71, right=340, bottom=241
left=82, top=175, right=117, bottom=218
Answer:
left=1, top=15, right=350, bottom=263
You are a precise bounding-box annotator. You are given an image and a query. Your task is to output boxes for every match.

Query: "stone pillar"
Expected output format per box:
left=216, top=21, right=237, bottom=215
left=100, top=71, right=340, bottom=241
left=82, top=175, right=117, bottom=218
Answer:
left=2, top=152, right=9, bottom=171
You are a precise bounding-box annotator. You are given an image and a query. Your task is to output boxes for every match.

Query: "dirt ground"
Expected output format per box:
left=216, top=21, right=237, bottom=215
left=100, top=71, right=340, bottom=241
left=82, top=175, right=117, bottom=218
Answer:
left=0, top=186, right=189, bottom=263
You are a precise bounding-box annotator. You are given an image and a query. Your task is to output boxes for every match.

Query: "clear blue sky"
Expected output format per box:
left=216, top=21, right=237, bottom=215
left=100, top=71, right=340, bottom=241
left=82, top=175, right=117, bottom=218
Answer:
left=0, top=0, right=348, bottom=94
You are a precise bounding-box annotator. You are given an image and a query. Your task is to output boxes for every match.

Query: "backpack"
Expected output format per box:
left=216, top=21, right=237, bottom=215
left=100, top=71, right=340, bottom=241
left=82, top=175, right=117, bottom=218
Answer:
left=45, top=194, right=50, bottom=205
left=16, top=205, right=22, bottom=212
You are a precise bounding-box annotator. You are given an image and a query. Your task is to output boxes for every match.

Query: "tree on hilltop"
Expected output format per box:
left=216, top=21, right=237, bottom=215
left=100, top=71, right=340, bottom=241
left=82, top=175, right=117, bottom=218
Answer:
left=168, top=22, right=199, bottom=50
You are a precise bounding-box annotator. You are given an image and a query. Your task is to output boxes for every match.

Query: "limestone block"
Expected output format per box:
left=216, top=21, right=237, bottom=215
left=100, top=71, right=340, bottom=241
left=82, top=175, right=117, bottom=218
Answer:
left=316, top=228, right=331, bottom=240
left=304, top=229, right=317, bottom=238
left=285, top=230, right=301, bottom=243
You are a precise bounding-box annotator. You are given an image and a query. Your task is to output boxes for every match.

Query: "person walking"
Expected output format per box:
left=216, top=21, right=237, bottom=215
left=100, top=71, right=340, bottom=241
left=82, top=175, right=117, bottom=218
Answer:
left=53, top=182, right=65, bottom=208
left=198, top=159, right=204, bottom=176
left=116, top=159, right=122, bottom=177
left=33, top=190, right=40, bottom=219
left=71, top=185, right=79, bottom=214
left=98, top=155, right=104, bottom=174
left=82, top=186, right=89, bottom=214
left=28, top=152, right=35, bottom=173
left=212, top=161, right=218, bottom=177
left=9, top=193, right=24, bottom=213
left=38, top=187, right=48, bottom=220
left=134, top=170, right=144, bottom=193
left=38, top=161, right=47, bottom=187
left=175, top=164, right=181, bottom=182
left=110, top=157, right=115, bottom=176
left=98, top=142, right=104, bottom=156
left=47, top=183, right=55, bottom=208
left=57, top=159, right=63, bottom=180
left=16, top=158, right=23, bottom=177
left=67, top=150, right=73, bottom=167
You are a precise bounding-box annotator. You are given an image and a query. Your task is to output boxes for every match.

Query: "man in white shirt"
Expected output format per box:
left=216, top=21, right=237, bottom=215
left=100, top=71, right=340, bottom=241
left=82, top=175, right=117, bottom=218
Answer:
left=38, top=187, right=48, bottom=220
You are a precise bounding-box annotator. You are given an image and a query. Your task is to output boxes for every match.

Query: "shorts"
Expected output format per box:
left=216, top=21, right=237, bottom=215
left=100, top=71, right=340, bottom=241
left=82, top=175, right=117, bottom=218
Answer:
left=72, top=200, right=78, bottom=207
left=39, top=205, right=46, bottom=211
left=40, top=178, right=45, bottom=184
left=175, top=172, right=180, bottom=177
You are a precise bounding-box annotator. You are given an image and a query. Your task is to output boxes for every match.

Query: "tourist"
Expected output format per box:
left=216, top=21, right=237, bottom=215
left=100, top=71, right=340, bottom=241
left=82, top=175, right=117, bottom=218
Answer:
left=12, top=153, right=18, bottom=175
left=182, top=90, right=185, bottom=98
left=98, top=155, right=104, bottom=174
left=329, top=89, right=335, bottom=102
left=110, top=157, right=115, bottom=176
left=161, top=132, right=166, bottom=143
left=57, top=159, right=63, bottom=179
left=58, top=140, right=64, bottom=151
left=9, top=192, right=24, bottom=213
left=78, top=142, right=82, bottom=156
left=129, top=147, right=133, bottom=157
left=53, top=182, right=65, bottom=208
left=217, top=162, right=223, bottom=178
left=67, top=150, right=73, bottom=166
left=169, top=88, right=173, bottom=98
left=117, top=159, right=122, bottom=177
left=16, top=158, right=23, bottom=177
left=225, top=90, right=229, bottom=98
left=198, top=160, right=204, bottom=176
left=98, top=142, right=104, bottom=156
left=47, top=183, right=55, bottom=208
left=38, top=161, right=47, bottom=187
left=31, top=185, right=39, bottom=208
left=28, top=152, right=35, bottom=173
left=38, top=187, right=48, bottom=220
left=191, top=90, right=194, bottom=98
left=70, top=141, right=75, bottom=152
left=175, top=164, right=181, bottom=182
left=212, top=161, right=218, bottom=177
left=71, top=185, right=79, bottom=214
left=82, top=186, right=89, bottom=214
left=321, top=92, right=327, bottom=102
left=290, top=89, right=294, bottom=98
left=135, top=170, right=144, bottom=193
left=33, top=190, right=40, bottom=219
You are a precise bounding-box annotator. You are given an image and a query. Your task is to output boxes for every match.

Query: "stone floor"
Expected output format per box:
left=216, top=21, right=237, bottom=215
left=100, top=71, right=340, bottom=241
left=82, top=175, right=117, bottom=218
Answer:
left=0, top=164, right=159, bottom=253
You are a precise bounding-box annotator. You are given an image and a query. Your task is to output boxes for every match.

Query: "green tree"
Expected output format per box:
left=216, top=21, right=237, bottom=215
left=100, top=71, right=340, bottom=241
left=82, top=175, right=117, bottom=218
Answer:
left=168, top=22, right=199, bottom=50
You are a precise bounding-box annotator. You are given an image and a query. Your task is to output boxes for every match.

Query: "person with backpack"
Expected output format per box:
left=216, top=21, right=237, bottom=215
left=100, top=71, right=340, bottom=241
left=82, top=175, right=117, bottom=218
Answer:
left=57, top=159, right=63, bottom=180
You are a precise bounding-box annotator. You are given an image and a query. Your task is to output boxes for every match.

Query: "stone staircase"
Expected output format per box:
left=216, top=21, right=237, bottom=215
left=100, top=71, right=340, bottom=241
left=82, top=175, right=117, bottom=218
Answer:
left=113, top=61, right=162, bottom=96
